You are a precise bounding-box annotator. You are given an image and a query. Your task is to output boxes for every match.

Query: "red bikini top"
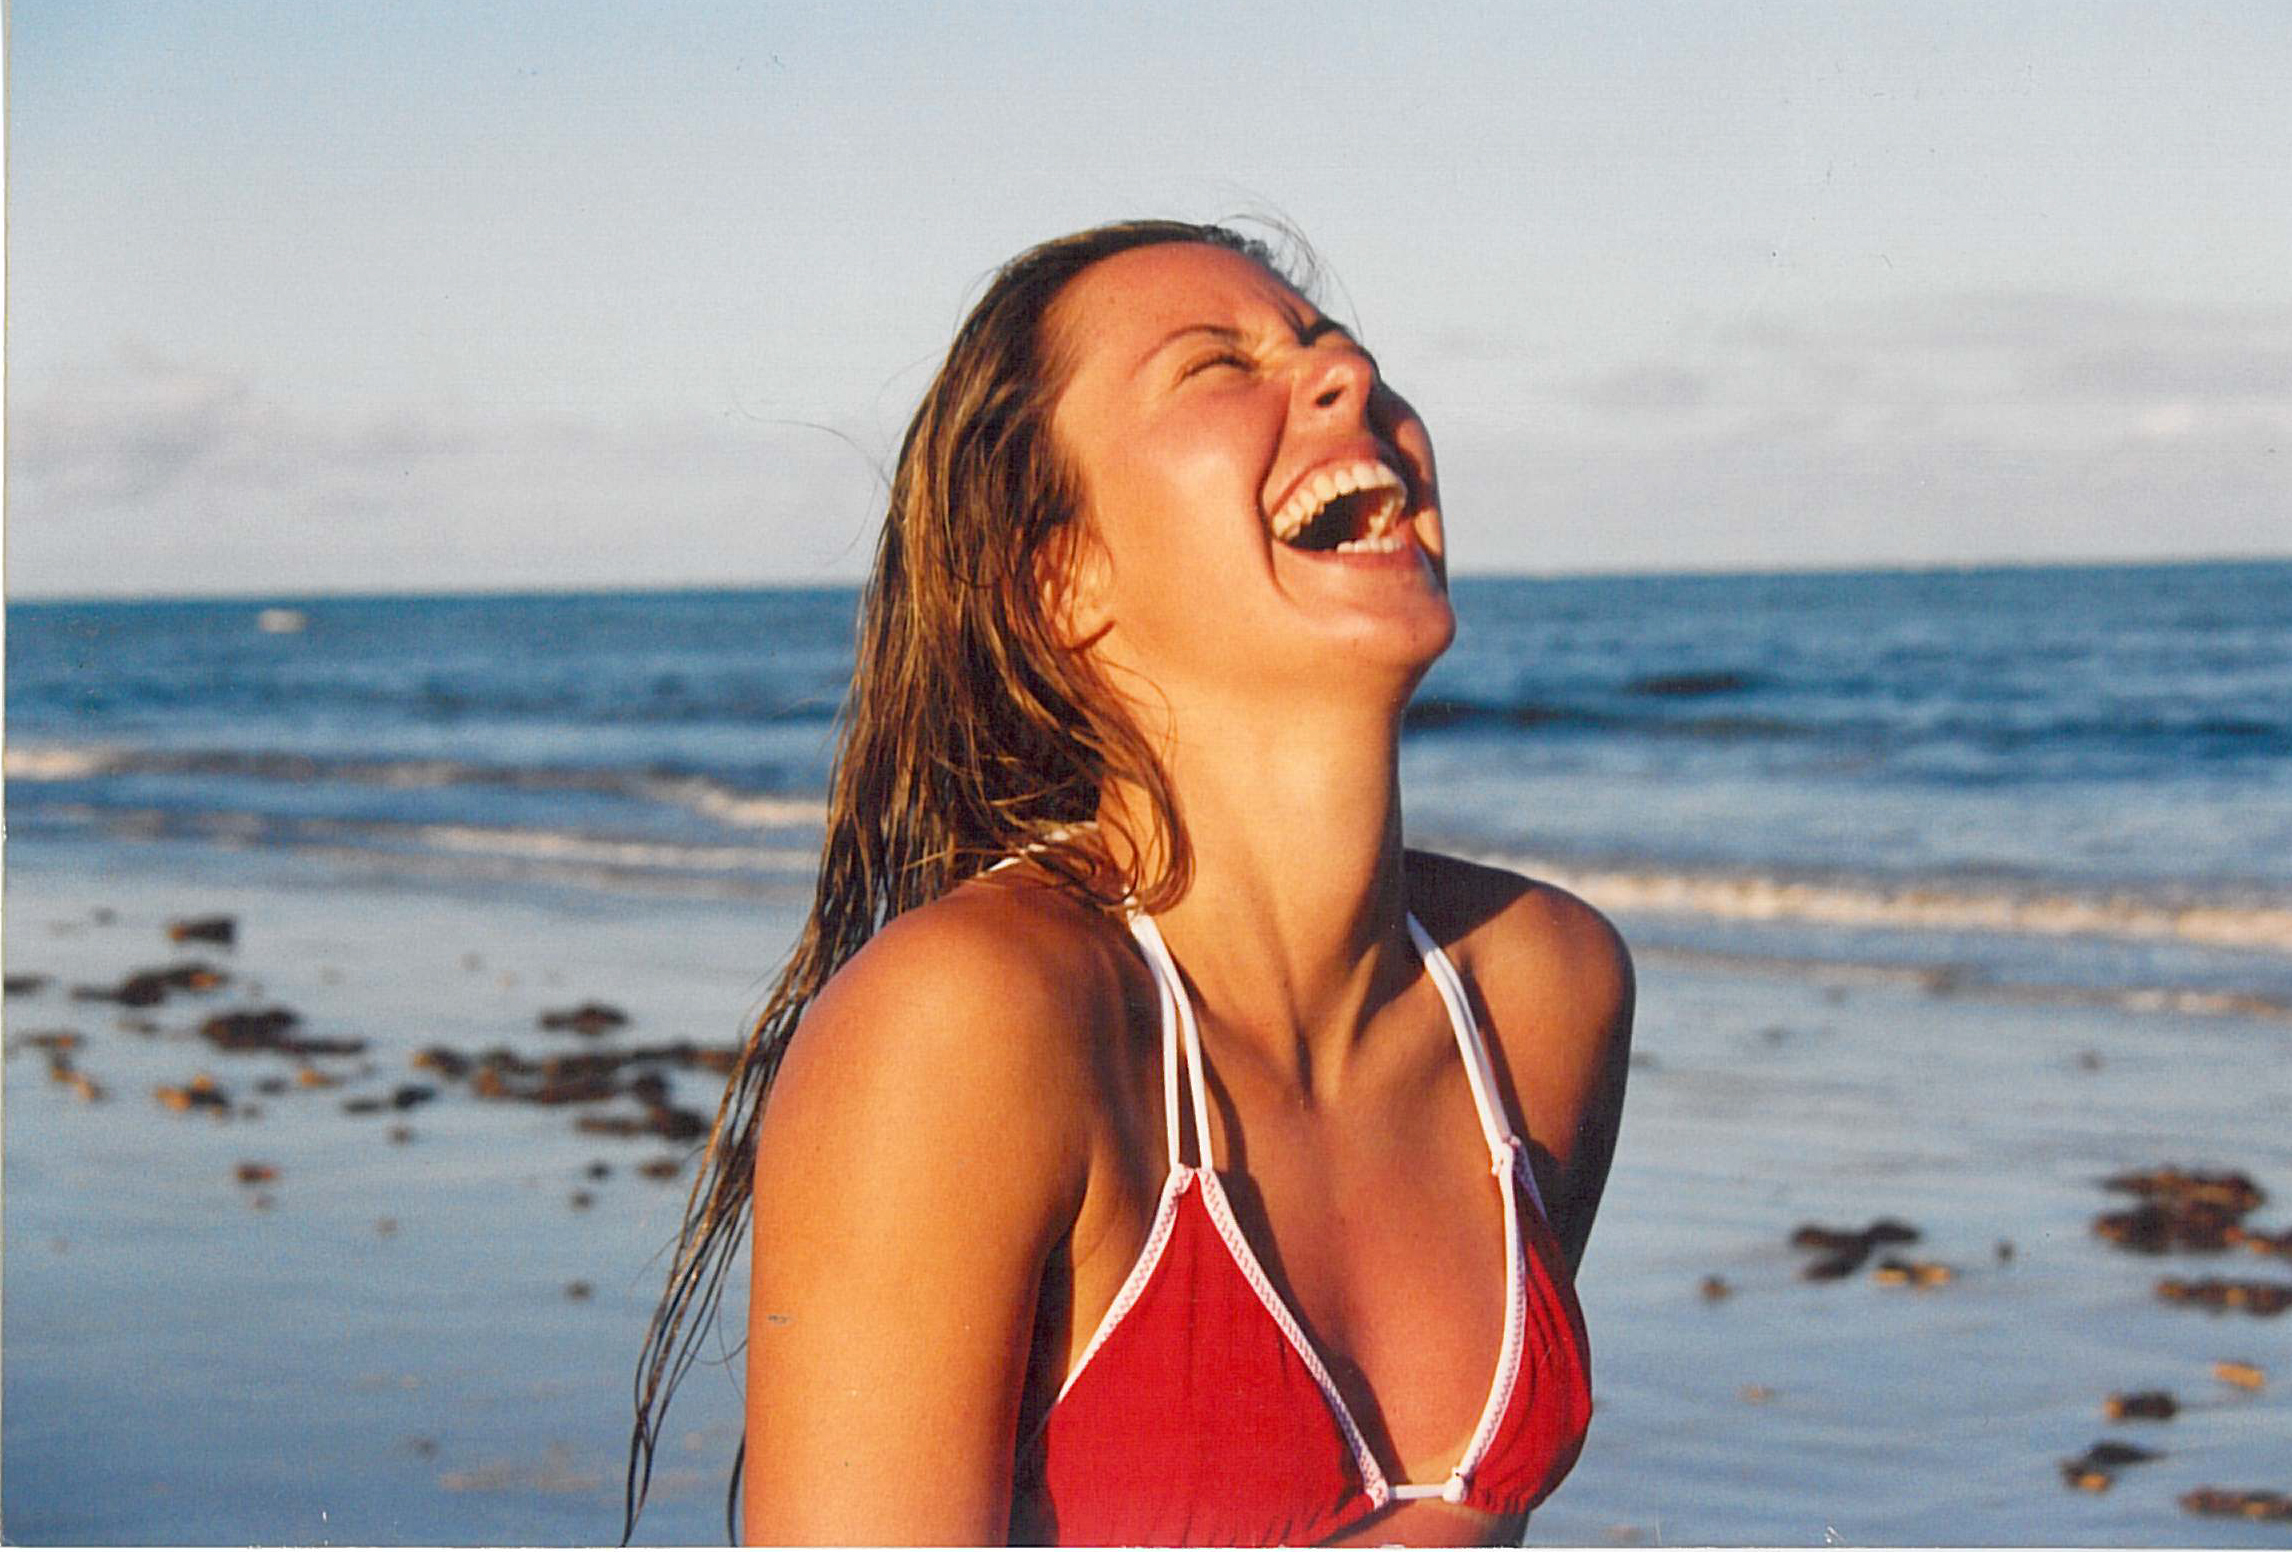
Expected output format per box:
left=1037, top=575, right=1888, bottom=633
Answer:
left=1009, top=913, right=1592, bottom=1546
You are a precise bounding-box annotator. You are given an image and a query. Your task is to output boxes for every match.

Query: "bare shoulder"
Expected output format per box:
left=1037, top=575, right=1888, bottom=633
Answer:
left=1405, top=849, right=1633, bottom=1038
left=1405, top=850, right=1634, bottom=1267
left=765, top=873, right=1137, bottom=1206
left=745, top=878, right=1141, bottom=1540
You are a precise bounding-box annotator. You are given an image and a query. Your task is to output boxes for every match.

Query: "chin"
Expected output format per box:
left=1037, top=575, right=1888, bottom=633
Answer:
left=1292, top=591, right=1457, bottom=701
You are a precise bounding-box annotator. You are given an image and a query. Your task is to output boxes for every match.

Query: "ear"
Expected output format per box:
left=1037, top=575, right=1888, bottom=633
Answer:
left=1036, top=521, right=1114, bottom=651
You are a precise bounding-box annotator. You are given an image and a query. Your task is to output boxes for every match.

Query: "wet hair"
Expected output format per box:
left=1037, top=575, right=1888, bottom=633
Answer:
left=625, top=219, right=1307, bottom=1539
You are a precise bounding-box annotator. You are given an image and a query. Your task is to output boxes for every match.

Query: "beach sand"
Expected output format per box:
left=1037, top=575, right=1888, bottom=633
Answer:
left=5, top=838, right=2290, bottom=1545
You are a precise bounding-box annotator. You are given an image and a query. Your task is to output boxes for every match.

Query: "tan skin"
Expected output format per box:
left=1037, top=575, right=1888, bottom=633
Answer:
left=745, top=244, right=1634, bottom=1546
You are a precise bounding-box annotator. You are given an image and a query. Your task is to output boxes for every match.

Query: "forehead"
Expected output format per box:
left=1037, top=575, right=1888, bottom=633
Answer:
left=1049, top=242, right=1313, bottom=369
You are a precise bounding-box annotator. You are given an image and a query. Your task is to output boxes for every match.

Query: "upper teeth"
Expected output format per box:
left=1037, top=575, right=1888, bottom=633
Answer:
left=1267, top=459, right=1407, bottom=542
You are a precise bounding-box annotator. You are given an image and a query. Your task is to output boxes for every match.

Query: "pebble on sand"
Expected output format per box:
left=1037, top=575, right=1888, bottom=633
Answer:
left=2213, top=1359, right=2266, bottom=1390
left=167, top=915, right=238, bottom=946
left=2102, top=1390, right=2178, bottom=1421
left=565, top=1280, right=594, bottom=1300
left=2180, top=1488, right=2292, bottom=1522
left=235, top=1161, right=279, bottom=1185
left=1873, top=1257, right=1955, bottom=1288
left=1699, top=1275, right=1732, bottom=1302
left=2227, top=1223, right=2292, bottom=1257
left=157, top=1075, right=232, bottom=1113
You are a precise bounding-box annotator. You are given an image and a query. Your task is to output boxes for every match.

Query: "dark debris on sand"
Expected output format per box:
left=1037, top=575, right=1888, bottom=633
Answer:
left=1789, top=1218, right=1920, bottom=1281
left=2103, top=1167, right=2265, bottom=1213
left=2060, top=1170, right=2292, bottom=1512
left=2059, top=1439, right=2162, bottom=1492
left=416, top=1038, right=730, bottom=1145
left=199, top=1007, right=369, bottom=1060
left=75, top=962, right=230, bottom=1008
left=538, top=1001, right=629, bottom=1037
left=2156, top=1277, right=2292, bottom=1316
left=2093, top=1166, right=2292, bottom=1271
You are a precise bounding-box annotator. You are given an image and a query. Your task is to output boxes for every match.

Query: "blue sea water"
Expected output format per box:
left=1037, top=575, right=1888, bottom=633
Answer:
left=11, top=561, right=2292, bottom=1007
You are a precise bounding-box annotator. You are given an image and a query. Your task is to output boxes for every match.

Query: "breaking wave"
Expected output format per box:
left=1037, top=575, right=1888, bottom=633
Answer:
left=1477, top=852, right=2292, bottom=955
left=3, top=742, right=828, bottom=830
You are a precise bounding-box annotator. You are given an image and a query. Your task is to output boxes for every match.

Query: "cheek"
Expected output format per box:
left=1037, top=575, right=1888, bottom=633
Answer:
left=1095, top=440, right=1264, bottom=578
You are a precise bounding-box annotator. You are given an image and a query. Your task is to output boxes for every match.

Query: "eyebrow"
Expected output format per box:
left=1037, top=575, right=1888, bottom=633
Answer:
left=1135, top=315, right=1363, bottom=374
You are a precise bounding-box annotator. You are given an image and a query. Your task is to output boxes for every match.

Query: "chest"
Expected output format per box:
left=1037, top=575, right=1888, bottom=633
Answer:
left=1201, top=1087, right=1515, bottom=1479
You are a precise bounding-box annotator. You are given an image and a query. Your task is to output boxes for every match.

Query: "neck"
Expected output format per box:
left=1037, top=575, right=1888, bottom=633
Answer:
left=1100, top=685, right=1416, bottom=1093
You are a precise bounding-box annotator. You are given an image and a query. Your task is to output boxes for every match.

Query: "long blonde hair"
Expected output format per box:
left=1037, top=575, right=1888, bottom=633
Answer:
left=625, top=220, right=1299, bottom=1537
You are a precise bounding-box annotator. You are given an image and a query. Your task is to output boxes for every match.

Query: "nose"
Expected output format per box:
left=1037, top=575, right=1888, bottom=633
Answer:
left=1301, top=344, right=1375, bottom=414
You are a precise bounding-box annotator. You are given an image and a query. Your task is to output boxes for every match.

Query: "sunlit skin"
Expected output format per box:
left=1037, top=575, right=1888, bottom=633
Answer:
left=744, top=243, right=1633, bottom=1545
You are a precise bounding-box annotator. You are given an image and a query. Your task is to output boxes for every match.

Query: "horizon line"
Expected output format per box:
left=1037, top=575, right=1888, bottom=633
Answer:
left=6, top=549, right=2285, bottom=608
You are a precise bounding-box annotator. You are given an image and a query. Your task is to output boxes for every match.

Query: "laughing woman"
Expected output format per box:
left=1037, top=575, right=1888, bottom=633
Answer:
left=629, top=221, right=1633, bottom=1547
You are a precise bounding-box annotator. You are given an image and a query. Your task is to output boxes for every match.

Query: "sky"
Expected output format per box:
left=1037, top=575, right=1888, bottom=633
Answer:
left=8, top=2, right=2290, bottom=597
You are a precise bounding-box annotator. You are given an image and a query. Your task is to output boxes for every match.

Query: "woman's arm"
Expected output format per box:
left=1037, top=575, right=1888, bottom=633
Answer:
left=742, top=902, right=1096, bottom=1545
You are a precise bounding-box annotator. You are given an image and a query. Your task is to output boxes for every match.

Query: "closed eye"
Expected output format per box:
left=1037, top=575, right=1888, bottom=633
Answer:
left=1181, top=349, right=1253, bottom=380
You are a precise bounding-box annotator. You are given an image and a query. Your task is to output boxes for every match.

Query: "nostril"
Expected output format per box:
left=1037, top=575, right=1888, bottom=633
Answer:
left=1314, top=387, right=1342, bottom=409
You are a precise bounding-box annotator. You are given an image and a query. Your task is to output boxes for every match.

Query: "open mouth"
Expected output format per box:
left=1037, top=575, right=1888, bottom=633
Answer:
left=1266, top=460, right=1413, bottom=554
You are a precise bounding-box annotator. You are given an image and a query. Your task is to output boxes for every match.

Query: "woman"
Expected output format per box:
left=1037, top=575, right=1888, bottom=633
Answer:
left=630, top=220, right=1633, bottom=1546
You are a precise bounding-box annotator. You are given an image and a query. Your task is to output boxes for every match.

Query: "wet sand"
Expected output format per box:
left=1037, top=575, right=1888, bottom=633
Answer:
left=5, top=839, right=2289, bottom=1545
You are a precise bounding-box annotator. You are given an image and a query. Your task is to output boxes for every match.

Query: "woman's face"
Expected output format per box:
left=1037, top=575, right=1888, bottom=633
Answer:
left=1045, top=243, right=1455, bottom=713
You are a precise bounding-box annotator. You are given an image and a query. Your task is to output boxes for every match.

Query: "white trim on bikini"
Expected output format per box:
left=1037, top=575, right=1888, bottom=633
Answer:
left=1048, top=1167, right=1192, bottom=1410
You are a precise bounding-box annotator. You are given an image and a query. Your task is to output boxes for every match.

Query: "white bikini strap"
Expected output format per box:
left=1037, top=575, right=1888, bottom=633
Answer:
left=1406, top=914, right=1514, bottom=1163
left=1129, top=914, right=1217, bottom=1172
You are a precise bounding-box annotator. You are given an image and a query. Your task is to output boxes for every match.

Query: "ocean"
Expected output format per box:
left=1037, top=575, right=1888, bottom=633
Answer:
left=7, top=560, right=2291, bottom=1544
left=12, top=561, right=2292, bottom=1004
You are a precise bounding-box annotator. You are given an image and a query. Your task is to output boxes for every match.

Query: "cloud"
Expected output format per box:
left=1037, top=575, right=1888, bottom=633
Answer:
left=1429, top=292, right=2292, bottom=571
left=7, top=343, right=892, bottom=596
left=12, top=293, right=2287, bottom=595
left=1573, top=364, right=1711, bottom=417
